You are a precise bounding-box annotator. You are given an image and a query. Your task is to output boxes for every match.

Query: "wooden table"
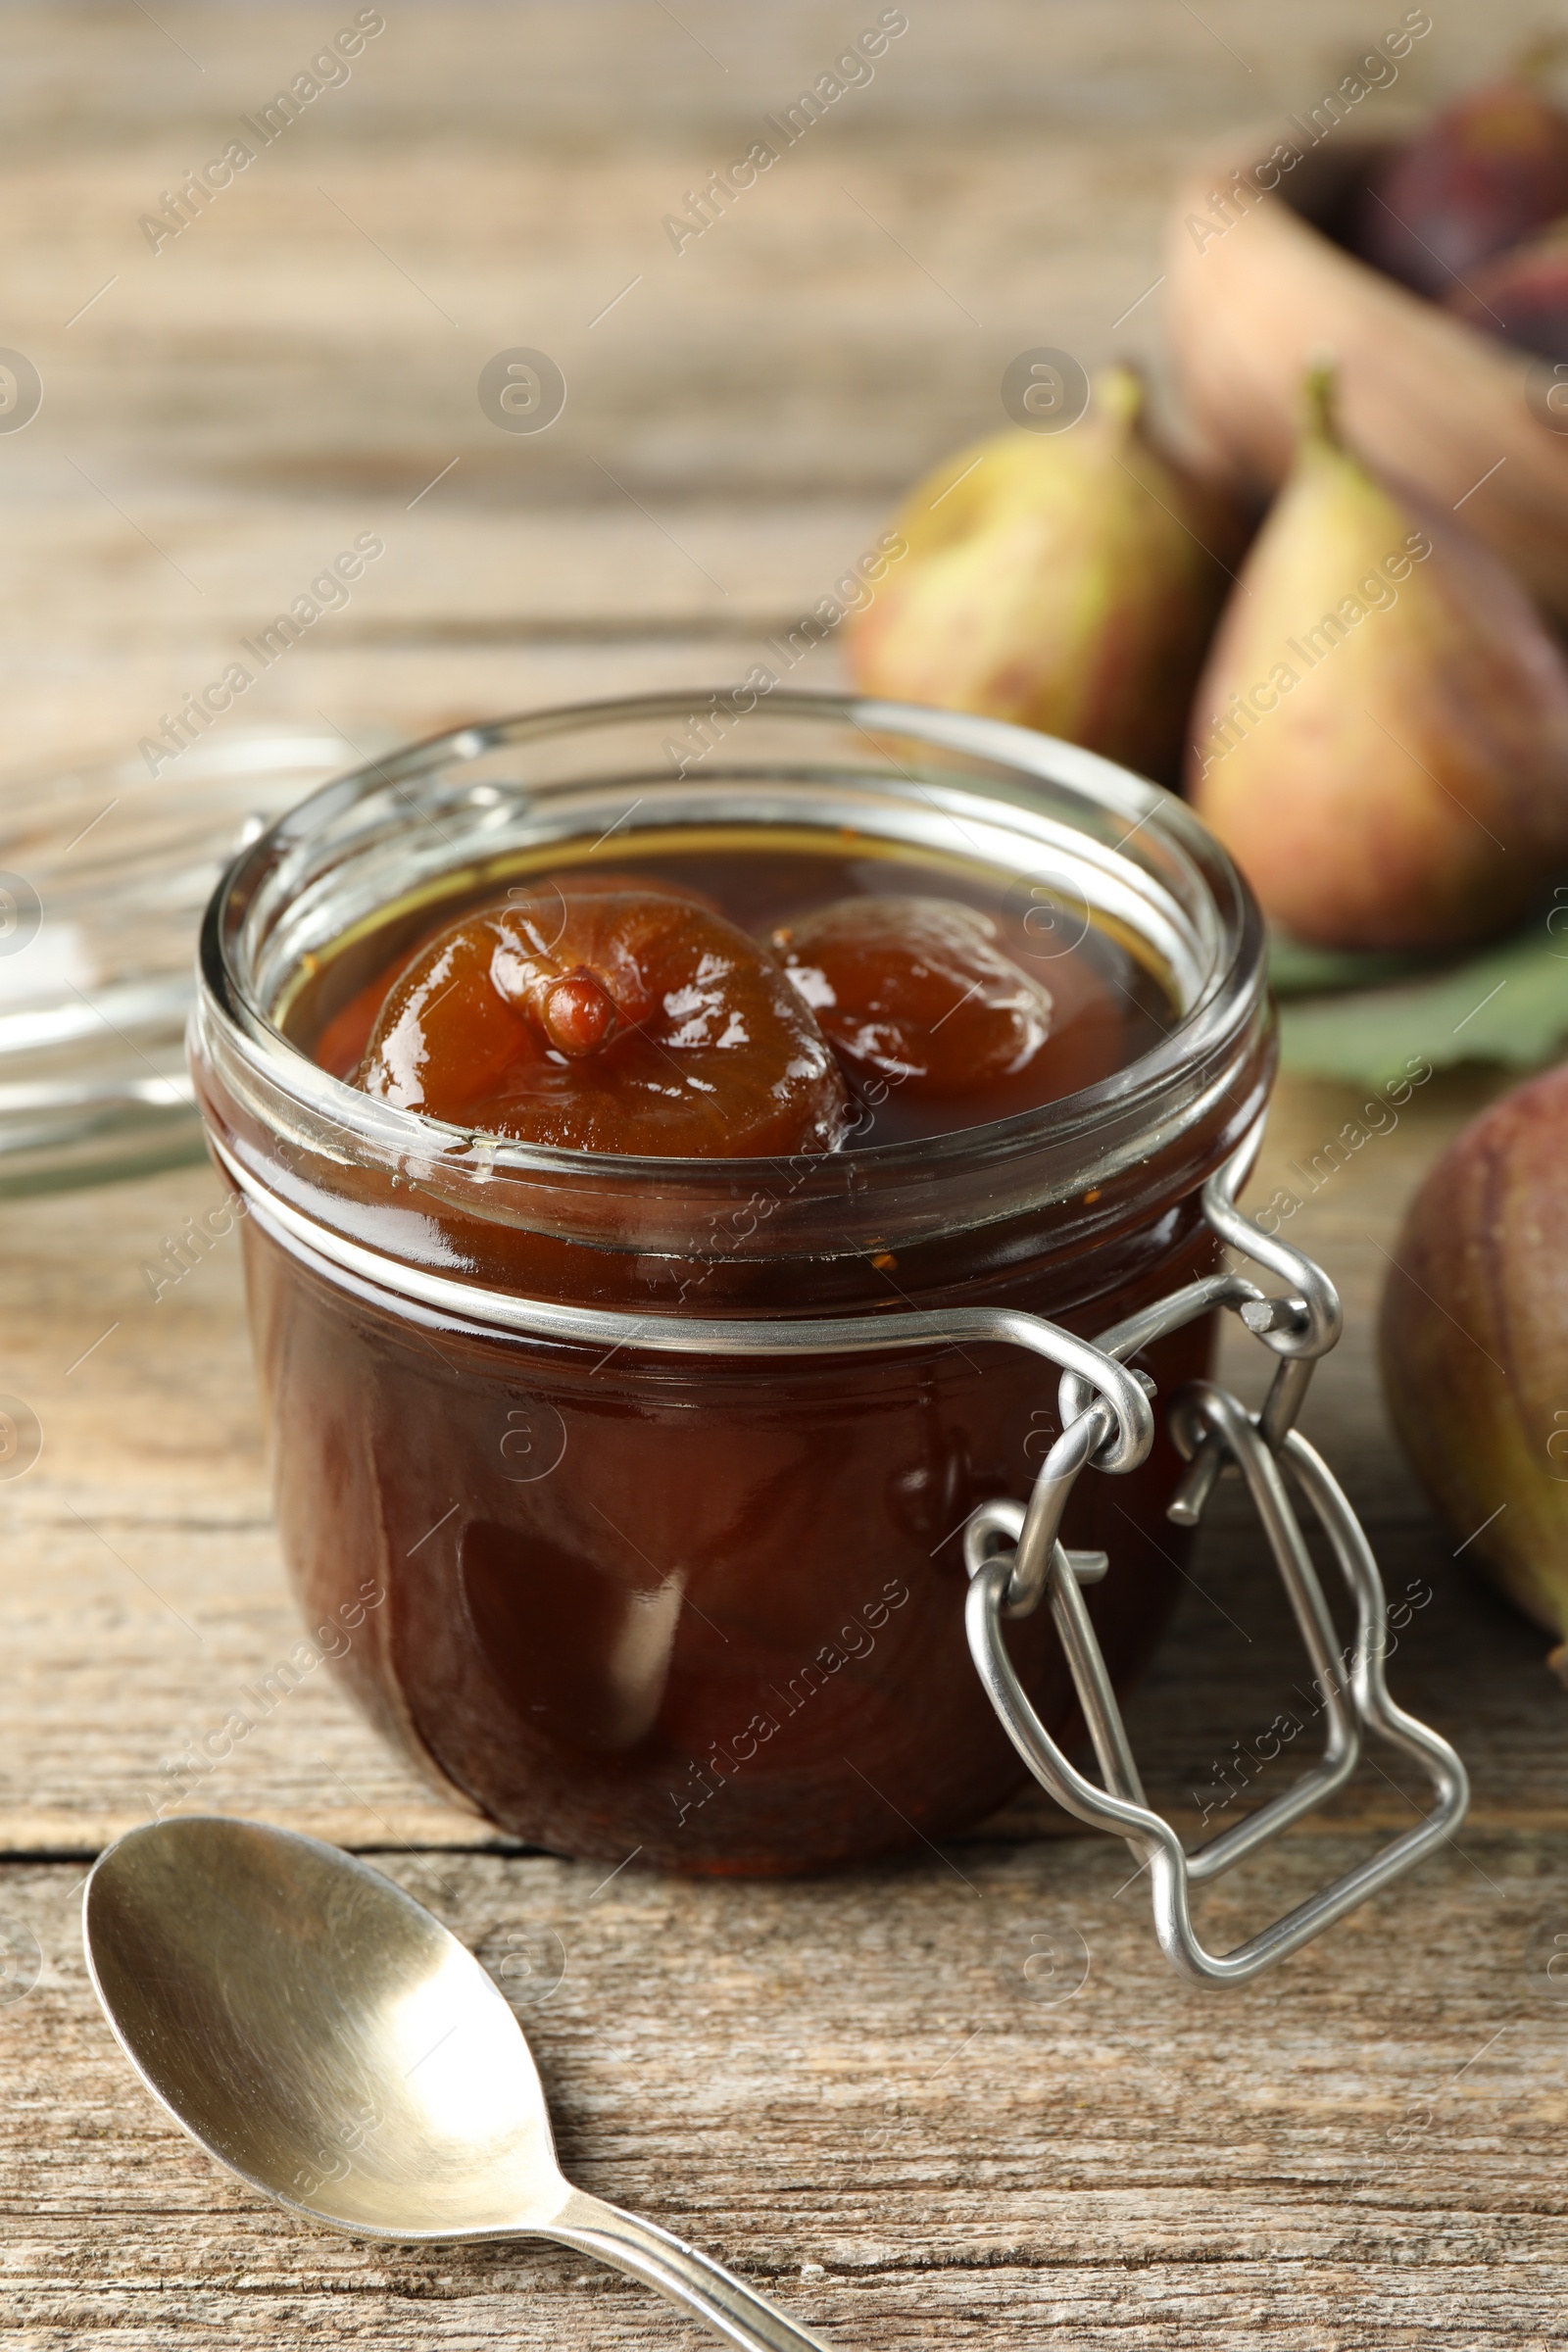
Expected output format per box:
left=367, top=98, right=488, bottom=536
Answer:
left=5, top=7, right=1568, bottom=2345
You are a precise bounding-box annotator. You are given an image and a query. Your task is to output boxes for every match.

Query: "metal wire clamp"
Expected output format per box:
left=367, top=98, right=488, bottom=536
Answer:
left=962, top=1135, right=1468, bottom=1984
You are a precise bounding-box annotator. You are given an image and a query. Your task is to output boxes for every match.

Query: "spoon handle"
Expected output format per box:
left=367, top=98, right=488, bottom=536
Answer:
left=547, top=2185, right=837, bottom=2351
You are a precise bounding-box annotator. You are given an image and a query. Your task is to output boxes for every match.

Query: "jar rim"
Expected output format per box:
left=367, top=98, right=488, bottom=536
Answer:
left=193, top=691, right=1270, bottom=1257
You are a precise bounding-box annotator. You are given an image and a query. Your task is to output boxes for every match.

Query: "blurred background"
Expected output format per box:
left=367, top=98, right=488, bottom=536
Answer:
left=0, top=0, right=1520, bottom=770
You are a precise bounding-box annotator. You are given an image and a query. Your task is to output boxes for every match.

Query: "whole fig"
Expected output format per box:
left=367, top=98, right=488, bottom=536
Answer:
left=1187, top=365, right=1568, bottom=950
left=1355, top=73, right=1568, bottom=298
left=1380, top=1060, right=1568, bottom=1656
left=847, top=366, right=1244, bottom=786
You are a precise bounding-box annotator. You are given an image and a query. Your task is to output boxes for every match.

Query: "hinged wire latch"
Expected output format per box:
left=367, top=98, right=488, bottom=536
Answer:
left=961, top=1132, right=1468, bottom=1985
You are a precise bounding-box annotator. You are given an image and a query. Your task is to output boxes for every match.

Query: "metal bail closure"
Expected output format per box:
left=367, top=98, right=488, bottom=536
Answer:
left=962, top=1135, right=1469, bottom=1985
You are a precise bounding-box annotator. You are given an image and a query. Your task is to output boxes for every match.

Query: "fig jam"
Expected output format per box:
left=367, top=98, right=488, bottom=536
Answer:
left=298, top=836, right=1174, bottom=1144
left=193, top=700, right=1273, bottom=1876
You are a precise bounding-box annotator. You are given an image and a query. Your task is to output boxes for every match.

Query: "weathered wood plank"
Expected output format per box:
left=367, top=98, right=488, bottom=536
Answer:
left=0, top=0, right=1544, bottom=772
left=5, top=1831, right=1568, bottom=2347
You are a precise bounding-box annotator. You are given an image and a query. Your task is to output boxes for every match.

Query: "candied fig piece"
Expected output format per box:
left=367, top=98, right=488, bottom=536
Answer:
left=771, top=897, right=1052, bottom=1098
left=355, top=884, right=850, bottom=1157
left=317, top=966, right=410, bottom=1081
left=314, top=870, right=718, bottom=1080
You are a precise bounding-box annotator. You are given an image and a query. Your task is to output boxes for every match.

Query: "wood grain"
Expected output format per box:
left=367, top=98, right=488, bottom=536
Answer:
left=3, top=4, right=1567, bottom=2343
left=8, top=1831, right=1568, bottom=2349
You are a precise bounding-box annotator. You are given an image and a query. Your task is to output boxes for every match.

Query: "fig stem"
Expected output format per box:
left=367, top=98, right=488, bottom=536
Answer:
left=1302, top=357, right=1341, bottom=450
left=1518, top=32, right=1568, bottom=83
left=543, top=970, right=617, bottom=1058
left=1101, top=360, right=1145, bottom=433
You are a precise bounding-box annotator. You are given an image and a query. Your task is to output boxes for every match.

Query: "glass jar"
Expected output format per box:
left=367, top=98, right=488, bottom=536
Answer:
left=190, top=693, right=1273, bottom=1875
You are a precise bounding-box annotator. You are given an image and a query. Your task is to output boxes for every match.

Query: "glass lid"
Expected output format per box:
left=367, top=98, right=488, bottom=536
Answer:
left=0, top=726, right=386, bottom=1197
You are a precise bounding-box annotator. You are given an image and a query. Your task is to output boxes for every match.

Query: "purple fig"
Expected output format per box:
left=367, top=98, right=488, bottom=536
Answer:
left=1380, top=1060, right=1568, bottom=1662
left=1356, top=74, right=1568, bottom=299
left=1446, top=216, right=1568, bottom=357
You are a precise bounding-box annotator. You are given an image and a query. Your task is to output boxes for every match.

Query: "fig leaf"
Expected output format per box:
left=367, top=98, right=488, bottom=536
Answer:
left=1274, top=917, right=1568, bottom=1085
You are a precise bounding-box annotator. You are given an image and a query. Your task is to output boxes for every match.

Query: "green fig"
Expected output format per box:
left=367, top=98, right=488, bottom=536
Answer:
left=847, top=366, right=1244, bottom=785
left=1380, top=1060, right=1568, bottom=1663
left=1188, top=366, right=1568, bottom=950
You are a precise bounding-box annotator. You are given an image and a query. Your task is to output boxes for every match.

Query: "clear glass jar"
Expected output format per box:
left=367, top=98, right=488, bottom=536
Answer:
left=191, top=693, right=1272, bottom=1873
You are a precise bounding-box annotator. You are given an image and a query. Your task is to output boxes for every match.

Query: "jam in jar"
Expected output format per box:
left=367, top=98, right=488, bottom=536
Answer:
left=192, top=695, right=1272, bottom=1873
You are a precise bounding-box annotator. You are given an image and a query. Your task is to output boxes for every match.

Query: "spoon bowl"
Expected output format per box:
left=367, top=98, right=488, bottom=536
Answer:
left=84, top=1817, right=833, bottom=2350
left=84, top=1815, right=559, bottom=2237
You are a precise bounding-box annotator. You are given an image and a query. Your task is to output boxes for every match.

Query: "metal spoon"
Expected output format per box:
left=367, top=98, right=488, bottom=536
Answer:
left=83, top=1816, right=833, bottom=2352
